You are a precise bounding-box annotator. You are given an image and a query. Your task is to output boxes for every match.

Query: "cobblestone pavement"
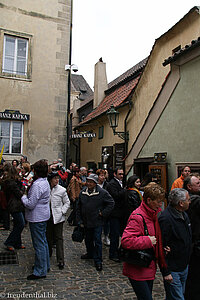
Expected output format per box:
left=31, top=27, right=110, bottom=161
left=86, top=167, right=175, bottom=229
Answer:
left=0, top=214, right=165, bottom=300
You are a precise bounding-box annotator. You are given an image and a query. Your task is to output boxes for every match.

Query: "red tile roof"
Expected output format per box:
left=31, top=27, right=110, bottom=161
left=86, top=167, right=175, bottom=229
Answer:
left=78, top=75, right=140, bottom=126
left=107, top=58, right=147, bottom=90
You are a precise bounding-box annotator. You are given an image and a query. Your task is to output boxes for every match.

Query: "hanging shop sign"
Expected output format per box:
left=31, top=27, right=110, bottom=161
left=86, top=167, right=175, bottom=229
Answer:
left=0, top=110, right=30, bottom=121
left=71, top=132, right=96, bottom=139
left=115, top=143, right=125, bottom=169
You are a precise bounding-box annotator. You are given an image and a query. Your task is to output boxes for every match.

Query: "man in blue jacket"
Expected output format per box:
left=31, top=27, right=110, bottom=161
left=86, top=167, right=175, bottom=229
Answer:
left=158, top=188, right=192, bottom=300
left=77, top=174, right=114, bottom=271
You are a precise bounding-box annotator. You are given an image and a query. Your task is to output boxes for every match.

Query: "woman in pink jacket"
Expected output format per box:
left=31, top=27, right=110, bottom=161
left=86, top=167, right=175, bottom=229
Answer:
left=121, top=182, right=170, bottom=300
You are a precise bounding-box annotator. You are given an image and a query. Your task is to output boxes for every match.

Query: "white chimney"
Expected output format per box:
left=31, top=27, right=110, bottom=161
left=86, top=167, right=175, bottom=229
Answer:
left=94, top=58, right=108, bottom=109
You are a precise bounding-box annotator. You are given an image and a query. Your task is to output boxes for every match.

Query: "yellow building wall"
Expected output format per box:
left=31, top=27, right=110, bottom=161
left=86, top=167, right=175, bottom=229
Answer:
left=126, top=9, right=200, bottom=169
left=78, top=106, right=127, bottom=168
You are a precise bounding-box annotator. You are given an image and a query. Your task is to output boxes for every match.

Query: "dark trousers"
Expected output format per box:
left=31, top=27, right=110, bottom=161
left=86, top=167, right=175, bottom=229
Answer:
left=185, top=252, right=200, bottom=300
left=46, top=217, right=64, bottom=264
left=1, top=209, right=10, bottom=229
left=85, top=226, right=102, bottom=264
left=109, top=217, right=120, bottom=258
left=103, top=219, right=110, bottom=236
left=129, top=278, right=153, bottom=300
left=67, top=200, right=77, bottom=226
left=4, top=212, right=25, bottom=248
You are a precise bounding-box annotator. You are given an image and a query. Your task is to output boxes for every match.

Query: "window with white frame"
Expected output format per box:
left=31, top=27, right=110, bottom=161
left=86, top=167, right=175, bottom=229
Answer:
left=0, top=121, right=23, bottom=154
left=2, top=35, right=28, bottom=76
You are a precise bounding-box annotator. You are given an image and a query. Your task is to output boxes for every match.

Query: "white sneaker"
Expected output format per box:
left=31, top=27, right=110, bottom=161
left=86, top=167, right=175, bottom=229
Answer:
left=104, top=235, right=110, bottom=246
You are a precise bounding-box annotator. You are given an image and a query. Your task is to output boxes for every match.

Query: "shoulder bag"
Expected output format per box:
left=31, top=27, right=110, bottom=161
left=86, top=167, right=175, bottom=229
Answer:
left=119, top=213, right=155, bottom=267
left=72, top=225, right=85, bottom=243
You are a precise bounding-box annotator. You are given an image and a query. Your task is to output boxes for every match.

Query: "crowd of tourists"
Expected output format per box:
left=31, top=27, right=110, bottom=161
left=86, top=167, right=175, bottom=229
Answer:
left=0, top=158, right=199, bottom=300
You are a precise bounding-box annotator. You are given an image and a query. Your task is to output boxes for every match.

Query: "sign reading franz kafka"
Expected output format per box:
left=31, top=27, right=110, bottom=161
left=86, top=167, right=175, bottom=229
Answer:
left=71, top=132, right=96, bottom=139
left=0, top=110, right=30, bottom=121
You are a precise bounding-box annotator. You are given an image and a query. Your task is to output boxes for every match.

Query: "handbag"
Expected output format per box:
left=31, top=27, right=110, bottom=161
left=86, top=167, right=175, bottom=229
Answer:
left=72, top=226, right=85, bottom=243
left=119, top=214, right=155, bottom=267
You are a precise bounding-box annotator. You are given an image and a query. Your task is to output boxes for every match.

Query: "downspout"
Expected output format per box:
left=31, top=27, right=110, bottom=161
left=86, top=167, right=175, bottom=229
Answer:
left=124, top=100, right=132, bottom=158
left=72, top=139, right=79, bottom=165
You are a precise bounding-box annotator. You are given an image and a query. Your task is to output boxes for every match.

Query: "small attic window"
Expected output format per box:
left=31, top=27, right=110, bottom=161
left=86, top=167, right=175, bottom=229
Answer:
left=172, top=45, right=181, bottom=54
left=80, top=88, right=87, bottom=93
left=79, top=94, right=85, bottom=101
left=80, top=115, right=85, bottom=121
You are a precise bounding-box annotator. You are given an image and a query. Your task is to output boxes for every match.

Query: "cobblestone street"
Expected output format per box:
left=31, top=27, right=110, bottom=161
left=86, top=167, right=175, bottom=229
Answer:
left=0, top=214, right=165, bottom=300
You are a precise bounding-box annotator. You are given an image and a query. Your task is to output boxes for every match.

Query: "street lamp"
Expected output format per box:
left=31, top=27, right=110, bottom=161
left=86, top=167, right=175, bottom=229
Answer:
left=107, top=103, right=132, bottom=173
left=106, top=105, right=129, bottom=141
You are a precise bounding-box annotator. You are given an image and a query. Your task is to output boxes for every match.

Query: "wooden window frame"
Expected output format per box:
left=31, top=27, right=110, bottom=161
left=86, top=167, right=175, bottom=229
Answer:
left=0, top=28, right=32, bottom=81
left=0, top=120, right=23, bottom=154
left=98, top=126, right=104, bottom=139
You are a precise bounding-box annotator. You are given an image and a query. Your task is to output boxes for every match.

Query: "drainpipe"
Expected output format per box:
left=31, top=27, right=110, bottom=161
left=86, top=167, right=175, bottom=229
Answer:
left=124, top=100, right=132, bottom=165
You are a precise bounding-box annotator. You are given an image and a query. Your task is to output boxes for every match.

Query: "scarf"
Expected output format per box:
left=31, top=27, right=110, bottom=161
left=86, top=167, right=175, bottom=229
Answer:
left=152, top=213, right=167, bottom=270
left=128, top=187, right=143, bottom=202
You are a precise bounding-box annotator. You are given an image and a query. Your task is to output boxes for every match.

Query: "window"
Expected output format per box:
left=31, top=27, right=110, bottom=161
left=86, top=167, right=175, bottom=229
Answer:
left=2, top=35, right=28, bottom=76
left=98, top=126, right=104, bottom=139
left=172, top=45, right=181, bottom=54
left=176, top=163, right=200, bottom=177
left=88, top=135, right=92, bottom=143
left=88, top=131, right=93, bottom=143
left=0, top=121, right=23, bottom=154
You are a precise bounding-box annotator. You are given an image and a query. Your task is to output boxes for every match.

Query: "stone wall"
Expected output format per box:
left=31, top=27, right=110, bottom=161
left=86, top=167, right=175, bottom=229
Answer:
left=0, top=0, right=71, bottom=164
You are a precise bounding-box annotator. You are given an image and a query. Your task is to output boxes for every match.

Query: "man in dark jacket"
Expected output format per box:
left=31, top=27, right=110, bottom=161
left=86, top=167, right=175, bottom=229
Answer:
left=76, top=174, right=114, bottom=271
left=158, top=188, right=192, bottom=300
left=183, top=175, right=200, bottom=300
left=106, top=168, right=125, bottom=262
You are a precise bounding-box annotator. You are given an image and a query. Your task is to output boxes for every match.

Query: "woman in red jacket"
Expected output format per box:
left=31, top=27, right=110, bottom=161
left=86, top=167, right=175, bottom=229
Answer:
left=121, top=182, right=170, bottom=300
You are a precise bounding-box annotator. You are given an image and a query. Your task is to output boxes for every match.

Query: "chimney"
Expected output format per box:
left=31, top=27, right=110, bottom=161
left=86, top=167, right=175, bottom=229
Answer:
left=94, top=58, right=108, bottom=109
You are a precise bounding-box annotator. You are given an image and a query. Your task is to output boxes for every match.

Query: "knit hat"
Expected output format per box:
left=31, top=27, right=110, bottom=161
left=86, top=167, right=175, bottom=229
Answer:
left=86, top=174, right=98, bottom=184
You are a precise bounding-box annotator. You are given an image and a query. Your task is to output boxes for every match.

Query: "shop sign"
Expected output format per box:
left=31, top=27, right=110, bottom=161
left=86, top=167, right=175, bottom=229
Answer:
left=0, top=110, right=30, bottom=121
left=115, top=143, right=125, bottom=169
left=71, top=132, right=96, bottom=139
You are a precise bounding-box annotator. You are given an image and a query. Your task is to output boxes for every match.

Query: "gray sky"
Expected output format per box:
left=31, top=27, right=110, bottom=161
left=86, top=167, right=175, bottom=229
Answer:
left=72, top=1, right=198, bottom=89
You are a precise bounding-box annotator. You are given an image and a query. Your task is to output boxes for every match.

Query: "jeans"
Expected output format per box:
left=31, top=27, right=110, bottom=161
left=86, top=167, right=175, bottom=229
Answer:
left=85, top=226, right=102, bottom=264
left=109, top=217, right=120, bottom=258
left=103, top=219, right=110, bottom=236
left=129, top=278, right=153, bottom=300
left=46, top=217, right=64, bottom=264
left=4, top=212, right=25, bottom=248
left=164, top=266, right=188, bottom=300
left=29, top=221, right=50, bottom=277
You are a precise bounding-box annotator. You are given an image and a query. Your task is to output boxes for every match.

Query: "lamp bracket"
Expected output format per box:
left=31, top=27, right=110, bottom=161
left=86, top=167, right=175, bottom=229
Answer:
left=113, top=129, right=129, bottom=141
